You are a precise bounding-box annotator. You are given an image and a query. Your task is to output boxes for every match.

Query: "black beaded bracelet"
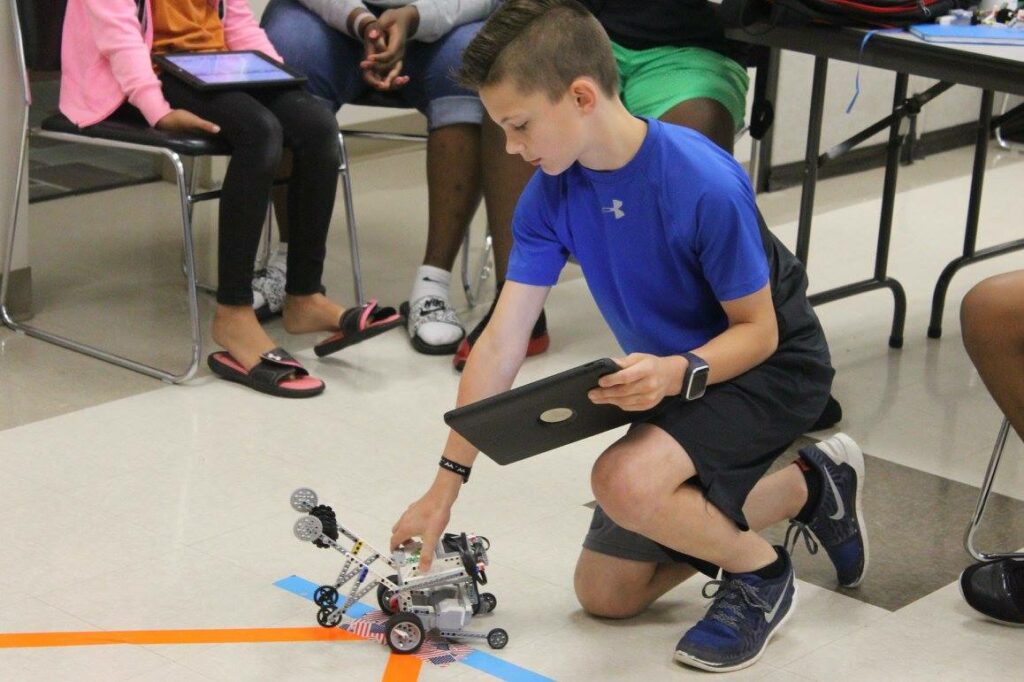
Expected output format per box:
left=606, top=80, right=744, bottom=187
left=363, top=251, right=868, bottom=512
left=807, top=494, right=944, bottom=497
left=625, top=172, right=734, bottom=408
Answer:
left=439, top=456, right=471, bottom=483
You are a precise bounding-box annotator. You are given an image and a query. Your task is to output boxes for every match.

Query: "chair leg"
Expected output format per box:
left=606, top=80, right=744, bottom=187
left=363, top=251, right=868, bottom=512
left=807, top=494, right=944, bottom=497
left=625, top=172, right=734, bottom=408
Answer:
left=2, top=133, right=202, bottom=383
left=460, top=226, right=494, bottom=309
left=337, top=132, right=365, bottom=305
left=994, top=93, right=1023, bottom=153
left=964, top=417, right=1024, bottom=562
left=182, top=158, right=216, bottom=296
left=0, top=98, right=31, bottom=328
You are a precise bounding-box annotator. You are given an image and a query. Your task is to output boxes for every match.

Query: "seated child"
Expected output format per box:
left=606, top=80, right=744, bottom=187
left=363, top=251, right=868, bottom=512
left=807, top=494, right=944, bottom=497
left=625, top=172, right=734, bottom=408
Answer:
left=389, top=0, right=869, bottom=672
left=59, top=0, right=400, bottom=397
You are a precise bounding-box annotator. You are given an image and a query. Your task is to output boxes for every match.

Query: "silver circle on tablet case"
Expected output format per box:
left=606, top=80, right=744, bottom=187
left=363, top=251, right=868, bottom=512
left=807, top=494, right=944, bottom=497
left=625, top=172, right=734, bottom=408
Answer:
left=539, top=407, right=576, bottom=424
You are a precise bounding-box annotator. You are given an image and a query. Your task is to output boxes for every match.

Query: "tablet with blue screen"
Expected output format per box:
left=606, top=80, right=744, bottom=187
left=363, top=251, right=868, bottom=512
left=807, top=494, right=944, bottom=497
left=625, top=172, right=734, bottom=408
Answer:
left=154, top=51, right=306, bottom=91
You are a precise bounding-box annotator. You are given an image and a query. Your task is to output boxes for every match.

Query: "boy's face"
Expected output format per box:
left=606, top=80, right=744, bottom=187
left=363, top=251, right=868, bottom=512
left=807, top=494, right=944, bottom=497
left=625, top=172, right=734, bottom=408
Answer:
left=480, top=80, right=586, bottom=176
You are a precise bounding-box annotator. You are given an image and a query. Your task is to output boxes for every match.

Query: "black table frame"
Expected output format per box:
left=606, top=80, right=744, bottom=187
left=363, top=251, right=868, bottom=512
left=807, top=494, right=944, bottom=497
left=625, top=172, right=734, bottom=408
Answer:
left=728, top=24, right=1024, bottom=347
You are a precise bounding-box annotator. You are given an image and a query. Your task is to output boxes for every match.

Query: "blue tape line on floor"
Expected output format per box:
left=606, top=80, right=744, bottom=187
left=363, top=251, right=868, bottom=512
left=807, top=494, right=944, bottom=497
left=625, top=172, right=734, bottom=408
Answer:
left=461, top=650, right=555, bottom=682
left=274, top=575, right=372, bottom=618
left=276, top=575, right=555, bottom=681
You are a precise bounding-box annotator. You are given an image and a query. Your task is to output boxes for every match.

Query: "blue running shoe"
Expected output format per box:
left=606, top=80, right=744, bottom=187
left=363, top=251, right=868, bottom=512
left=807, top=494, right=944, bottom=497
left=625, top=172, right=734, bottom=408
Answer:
left=786, top=433, right=868, bottom=587
left=674, top=547, right=796, bottom=672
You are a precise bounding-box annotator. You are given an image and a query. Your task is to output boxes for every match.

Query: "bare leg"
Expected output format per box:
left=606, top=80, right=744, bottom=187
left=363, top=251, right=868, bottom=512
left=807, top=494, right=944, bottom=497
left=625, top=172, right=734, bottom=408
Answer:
left=576, top=430, right=808, bottom=618
left=481, top=116, right=534, bottom=281
left=659, top=98, right=736, bottom=154
left=961, top=270, right=1024, bottom=438
left=423, top=124, right=482, bottom=271
left=211, top=305, right=280, bottom=370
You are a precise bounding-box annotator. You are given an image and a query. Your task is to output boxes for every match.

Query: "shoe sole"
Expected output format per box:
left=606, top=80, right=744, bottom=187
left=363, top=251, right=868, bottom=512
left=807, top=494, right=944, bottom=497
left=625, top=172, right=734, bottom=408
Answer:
left=957, top=568, right=1024, bottom=627
left=673, top=582, right=798, bottom=673
left=821, top=432, right=870, bottom=588
left=453, top=332, right=551, bottom=372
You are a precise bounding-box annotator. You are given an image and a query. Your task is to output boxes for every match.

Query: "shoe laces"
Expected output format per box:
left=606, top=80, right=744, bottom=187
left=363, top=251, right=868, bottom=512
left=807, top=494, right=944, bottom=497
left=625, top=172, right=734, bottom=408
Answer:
left=783, top=521, right=819, bottom=557
left=701, top=577, right=772, bottom=631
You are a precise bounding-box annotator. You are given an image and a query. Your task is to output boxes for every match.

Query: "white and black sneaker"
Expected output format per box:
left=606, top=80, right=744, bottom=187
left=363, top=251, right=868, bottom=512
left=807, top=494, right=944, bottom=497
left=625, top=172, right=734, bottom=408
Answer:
left=253, top=259, right=286, bottom=322
left=400, top=296, right=464, bottom=355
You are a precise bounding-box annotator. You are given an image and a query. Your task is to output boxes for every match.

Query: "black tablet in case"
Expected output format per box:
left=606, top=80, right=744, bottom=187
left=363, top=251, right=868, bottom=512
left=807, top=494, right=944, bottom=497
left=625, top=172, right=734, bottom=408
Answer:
left=444, top=358, right=634, bottom=465
left=154, top=51, right=306, bottom=91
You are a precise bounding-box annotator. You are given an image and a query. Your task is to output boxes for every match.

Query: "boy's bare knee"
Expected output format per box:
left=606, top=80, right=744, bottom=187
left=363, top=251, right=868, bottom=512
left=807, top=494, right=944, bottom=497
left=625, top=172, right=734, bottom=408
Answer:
left=591, top=447, right=657, bottom=531
left=574, top=573, right=646, bottom=619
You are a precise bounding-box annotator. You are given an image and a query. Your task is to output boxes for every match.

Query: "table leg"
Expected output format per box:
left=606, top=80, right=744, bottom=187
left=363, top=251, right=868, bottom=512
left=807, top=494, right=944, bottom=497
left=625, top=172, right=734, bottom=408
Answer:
left=796, top=57, right=828, bottom=265
left=804, top=71, right=909, bottom=349
left=926, top=90, right=1024, bottom=339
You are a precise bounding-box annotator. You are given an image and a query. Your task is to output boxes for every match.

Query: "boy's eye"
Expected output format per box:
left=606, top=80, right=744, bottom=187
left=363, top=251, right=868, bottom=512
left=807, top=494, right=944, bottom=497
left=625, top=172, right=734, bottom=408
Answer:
left=513, top=122, right=528, bottom=132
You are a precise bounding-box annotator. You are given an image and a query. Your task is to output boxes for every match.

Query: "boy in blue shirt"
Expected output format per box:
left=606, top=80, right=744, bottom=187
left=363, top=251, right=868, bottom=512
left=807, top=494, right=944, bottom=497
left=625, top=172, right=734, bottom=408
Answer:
left=391, top=0, right=869, bottom=672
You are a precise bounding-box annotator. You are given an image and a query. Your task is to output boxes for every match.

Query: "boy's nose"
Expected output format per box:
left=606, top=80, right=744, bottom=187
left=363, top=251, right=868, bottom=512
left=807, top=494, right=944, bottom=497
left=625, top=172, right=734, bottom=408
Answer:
left=505, top=137, right=523, bottom=156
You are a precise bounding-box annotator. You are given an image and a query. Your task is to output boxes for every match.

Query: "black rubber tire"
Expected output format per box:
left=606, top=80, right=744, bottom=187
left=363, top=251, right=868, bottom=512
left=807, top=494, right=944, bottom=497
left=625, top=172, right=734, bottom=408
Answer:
left=487, top=627, right=508, bottom=649
left=316, top=606, right=341, bottom=629
left=385, top=612, right=425, bottom=654
left=314, top=585, right=339, bottom=607
left=377, top=575, right=399, bottom=614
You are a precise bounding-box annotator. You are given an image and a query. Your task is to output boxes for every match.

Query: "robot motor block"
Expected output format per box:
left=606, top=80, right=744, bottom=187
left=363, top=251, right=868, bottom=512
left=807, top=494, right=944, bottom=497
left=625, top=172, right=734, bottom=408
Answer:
left=289, top=488, right=507, bottom=654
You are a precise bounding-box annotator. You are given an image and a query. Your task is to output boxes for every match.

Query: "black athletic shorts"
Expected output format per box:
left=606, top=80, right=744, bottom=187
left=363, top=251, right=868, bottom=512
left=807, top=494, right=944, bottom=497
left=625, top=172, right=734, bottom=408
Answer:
left=582, top=222, right=834, bottom=573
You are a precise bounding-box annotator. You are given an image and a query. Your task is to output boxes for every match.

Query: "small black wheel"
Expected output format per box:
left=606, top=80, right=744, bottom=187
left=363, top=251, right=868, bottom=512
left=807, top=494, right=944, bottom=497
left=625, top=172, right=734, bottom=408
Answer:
left=385, top=612, right=425, bottom=654
left=377, top=575, right=399, bottom=614
left=486, top=627, right=508, bottom=649
left=479, top=592, right=497, bottom=614
left=314, top=585, right=339, bottom=607
left=316, top=606, right=342, bottom=628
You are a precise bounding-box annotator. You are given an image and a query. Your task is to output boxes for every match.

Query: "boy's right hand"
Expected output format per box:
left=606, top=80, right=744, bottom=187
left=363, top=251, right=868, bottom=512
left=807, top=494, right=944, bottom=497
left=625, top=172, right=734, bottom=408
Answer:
left=156, top=109, right=220, bottom=135
left=390, top=489, right=454, bottom=573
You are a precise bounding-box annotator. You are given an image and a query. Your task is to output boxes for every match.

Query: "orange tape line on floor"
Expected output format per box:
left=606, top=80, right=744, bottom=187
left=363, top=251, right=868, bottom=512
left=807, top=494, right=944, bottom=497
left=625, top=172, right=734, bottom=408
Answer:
left=382, top=652, right=423, bottom=682
left=0, top=626, right=363, bottom=649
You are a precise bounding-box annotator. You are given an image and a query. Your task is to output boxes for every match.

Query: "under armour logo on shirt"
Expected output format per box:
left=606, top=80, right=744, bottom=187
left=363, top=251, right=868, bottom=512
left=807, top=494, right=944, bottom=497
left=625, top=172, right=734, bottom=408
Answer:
left=602, top=199, right=625, bottom=219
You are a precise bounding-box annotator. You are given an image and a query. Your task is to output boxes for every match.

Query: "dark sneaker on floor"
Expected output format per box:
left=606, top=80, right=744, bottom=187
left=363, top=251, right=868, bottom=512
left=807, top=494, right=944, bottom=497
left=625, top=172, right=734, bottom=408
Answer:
left=811, top=394, right=843, bottom=431
left=786, top=433, right=868, bottom=587
left=959, top=558, right=1024, bottom=626
left=674, top=546, right=797, bottom=672
left=453, top=307, right=549, bottom=371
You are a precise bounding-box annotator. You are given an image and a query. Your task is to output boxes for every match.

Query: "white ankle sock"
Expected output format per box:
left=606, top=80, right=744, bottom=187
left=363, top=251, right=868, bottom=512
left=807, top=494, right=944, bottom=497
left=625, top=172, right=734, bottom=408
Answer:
left=409, top=265, right=462, bottom=346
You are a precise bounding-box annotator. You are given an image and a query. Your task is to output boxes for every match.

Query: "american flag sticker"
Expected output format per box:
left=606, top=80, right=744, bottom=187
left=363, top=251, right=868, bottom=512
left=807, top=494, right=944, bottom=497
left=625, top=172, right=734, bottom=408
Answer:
left=340, top=610, right=474, bottom=666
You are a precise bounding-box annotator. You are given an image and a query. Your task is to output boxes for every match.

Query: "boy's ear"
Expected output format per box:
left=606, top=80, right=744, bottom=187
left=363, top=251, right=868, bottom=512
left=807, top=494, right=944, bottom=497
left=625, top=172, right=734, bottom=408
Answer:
left=569, top=77, right=599, bottom=115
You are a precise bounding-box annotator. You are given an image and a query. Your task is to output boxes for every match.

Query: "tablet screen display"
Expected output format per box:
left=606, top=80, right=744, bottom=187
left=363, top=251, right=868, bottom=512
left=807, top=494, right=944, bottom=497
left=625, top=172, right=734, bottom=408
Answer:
left=162, top=52, right=298, bottom=85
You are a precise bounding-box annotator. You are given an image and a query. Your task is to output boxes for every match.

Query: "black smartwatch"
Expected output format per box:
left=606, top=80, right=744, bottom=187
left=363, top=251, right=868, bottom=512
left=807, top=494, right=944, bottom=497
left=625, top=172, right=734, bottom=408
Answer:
left=680, top=351, right=710, bottom=401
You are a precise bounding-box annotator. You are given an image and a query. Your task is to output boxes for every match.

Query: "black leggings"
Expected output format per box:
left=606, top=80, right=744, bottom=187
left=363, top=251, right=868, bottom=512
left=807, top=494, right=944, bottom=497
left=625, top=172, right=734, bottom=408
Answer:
left=159, top=76, right=340, bottom=305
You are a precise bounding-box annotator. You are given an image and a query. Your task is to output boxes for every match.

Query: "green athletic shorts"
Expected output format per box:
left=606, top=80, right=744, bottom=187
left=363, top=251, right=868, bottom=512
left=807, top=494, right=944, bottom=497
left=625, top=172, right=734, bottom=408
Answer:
left=611, top=42, right=750, bottom=131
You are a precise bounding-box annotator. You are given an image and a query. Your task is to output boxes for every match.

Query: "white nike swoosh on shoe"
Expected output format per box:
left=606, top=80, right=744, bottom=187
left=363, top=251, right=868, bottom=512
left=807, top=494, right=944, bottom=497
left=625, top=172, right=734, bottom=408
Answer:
left=763, top=572, right=793, bottom=624
left=825, top=469, right=845, bottom=521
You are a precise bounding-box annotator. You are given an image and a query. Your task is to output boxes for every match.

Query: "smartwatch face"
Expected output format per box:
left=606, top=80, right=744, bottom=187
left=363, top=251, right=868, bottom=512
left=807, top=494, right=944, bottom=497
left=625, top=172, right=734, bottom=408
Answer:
left=687, top=365, right=710, bottom=400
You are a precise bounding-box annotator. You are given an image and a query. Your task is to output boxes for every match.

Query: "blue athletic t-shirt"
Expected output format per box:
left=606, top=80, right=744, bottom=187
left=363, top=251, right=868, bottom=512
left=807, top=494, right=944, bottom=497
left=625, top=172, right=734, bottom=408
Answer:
left=506, top=118, right=769, bottom=356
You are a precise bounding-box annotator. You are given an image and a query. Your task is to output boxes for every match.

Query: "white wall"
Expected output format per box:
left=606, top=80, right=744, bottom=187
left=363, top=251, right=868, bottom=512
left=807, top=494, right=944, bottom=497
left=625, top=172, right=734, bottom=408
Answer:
left=0, top=0, right=31, bottom=276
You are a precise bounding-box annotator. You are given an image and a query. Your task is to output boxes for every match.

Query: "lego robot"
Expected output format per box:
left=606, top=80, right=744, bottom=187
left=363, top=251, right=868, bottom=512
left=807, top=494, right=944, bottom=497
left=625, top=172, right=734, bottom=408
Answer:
left=290, top=488, right=508, bottom=654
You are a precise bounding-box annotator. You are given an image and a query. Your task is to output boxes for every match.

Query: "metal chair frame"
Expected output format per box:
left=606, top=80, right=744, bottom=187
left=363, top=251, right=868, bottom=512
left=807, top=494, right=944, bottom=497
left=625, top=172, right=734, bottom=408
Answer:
left=2, top=0, right=364, bottom=383
left=964, top=417, right=1024, bottom=563
left=995, top=93, right=1024, bottom=153
left=337, top=120, right=492, bottom=309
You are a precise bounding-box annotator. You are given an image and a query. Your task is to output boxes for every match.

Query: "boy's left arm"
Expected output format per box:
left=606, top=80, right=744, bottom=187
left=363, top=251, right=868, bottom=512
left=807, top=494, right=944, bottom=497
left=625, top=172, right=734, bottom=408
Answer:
left=590, top=285, right=778, bottom=411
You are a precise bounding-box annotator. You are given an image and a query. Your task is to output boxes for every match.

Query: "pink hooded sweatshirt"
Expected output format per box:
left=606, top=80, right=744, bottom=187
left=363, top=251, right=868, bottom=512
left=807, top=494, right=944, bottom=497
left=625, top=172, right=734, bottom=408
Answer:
left=60, top=0, right=283, bottom=127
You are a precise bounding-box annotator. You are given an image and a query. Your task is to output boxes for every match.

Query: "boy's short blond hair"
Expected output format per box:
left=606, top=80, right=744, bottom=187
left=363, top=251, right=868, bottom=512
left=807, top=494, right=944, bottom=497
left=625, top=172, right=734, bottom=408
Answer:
left=458, top=0, right=619, bottom=101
